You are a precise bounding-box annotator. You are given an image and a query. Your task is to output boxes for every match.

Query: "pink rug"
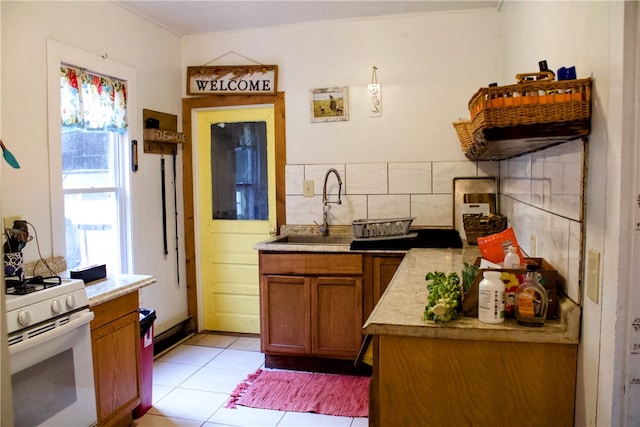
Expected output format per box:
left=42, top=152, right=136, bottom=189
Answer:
left=226, top=369, right=370, bottom=417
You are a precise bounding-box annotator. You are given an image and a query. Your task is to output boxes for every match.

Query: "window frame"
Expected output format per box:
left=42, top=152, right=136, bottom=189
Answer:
left=46, top=39, right=136, bottom=273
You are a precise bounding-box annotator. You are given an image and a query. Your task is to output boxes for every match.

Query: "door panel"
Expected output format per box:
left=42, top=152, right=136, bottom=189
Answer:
left=196, top=106, right=276, bottom=333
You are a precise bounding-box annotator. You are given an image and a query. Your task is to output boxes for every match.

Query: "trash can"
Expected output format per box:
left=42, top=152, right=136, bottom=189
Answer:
left=133, top=309, right=156, bottom=419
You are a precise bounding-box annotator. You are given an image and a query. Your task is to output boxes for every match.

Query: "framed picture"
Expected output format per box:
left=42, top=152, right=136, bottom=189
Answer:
left=310, top=87, right=349, bottom=122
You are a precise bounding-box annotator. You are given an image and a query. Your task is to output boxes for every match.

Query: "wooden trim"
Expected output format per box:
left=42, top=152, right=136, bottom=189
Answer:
left=182, top=94, right=286, bottom=331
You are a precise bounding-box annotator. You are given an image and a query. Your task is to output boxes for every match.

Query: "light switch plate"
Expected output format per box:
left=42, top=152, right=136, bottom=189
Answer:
left=303, top=180, right=314, bottom=197
left=586, top=249, right=600, bottom=303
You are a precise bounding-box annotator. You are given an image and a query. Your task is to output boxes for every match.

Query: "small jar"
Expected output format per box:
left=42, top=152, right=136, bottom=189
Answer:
left=478, top=271, right=504, bottom=324
left=503, top=246, right=520, bottom=269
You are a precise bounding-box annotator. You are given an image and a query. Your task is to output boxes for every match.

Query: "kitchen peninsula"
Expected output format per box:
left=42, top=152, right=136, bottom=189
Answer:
left=363, top=249, right=581, bottom=427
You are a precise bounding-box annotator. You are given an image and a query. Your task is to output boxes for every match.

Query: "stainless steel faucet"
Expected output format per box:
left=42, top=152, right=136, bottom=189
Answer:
left=320, top=168, right=342, bottom=236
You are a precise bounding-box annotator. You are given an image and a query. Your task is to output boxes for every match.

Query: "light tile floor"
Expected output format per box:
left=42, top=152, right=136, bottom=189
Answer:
left=131, top=333, right=369, bottom=427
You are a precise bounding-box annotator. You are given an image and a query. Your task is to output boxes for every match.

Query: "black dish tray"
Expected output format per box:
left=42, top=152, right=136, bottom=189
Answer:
left=349, top=229, right=462, bottom=251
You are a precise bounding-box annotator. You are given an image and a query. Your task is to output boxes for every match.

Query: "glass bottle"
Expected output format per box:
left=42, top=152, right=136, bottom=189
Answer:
left=503, top=246, right=520, bottom=269
left=514, top=264, right=548, bottom=326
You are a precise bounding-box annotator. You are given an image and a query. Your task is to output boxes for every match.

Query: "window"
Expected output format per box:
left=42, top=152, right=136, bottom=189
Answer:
left=59, top=65, right=130, bottom=273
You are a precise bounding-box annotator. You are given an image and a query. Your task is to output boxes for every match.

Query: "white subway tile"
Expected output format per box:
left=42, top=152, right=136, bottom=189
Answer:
left=432, top=162, right=477, bottom=193
left=410, top=194, right=452, bottom=227
left=346, top=163, right=387, bottom=194
left=285, top=164, right=304, bottom=195
left=367, top=194, right=410, bottom=218
left=388, top=162, right=431, bottom=194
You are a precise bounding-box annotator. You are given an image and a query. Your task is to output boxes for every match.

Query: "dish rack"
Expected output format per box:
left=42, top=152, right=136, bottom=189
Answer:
left=352, top=217, right=415, bottom=239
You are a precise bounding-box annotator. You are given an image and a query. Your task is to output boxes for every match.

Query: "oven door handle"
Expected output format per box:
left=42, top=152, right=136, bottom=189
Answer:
left=9, top=310, right=95, bottom=356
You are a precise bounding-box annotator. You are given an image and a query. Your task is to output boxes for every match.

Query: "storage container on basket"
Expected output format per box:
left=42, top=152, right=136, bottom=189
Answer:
left=468, top=77, right=592, bottom=134
left=463, top=213, right=507, bottom=245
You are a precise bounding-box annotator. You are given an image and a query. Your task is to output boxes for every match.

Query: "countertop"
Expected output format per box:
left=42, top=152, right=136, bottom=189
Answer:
left=362, top=248, right=581, bottom=344
left=64, top=273, right=156, bottom=307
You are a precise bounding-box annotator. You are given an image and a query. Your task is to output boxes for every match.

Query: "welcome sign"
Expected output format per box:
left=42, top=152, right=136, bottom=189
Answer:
left=186, top=65, right=278, bottom=95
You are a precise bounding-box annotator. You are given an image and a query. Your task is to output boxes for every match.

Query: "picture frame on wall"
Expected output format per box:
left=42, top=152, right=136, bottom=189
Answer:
left=310, top=87, right=349, bottom=122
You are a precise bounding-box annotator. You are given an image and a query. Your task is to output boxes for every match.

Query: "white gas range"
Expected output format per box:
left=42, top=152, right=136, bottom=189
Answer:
left=5, top=276, right=98, bottom=427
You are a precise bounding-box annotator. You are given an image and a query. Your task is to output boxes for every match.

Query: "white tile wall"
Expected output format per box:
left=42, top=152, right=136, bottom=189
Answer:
left=286, top=140, right=585, bottom=305
left=501, top=138, right=586, bottom=304
left=286, top=161, right=492, bottom=227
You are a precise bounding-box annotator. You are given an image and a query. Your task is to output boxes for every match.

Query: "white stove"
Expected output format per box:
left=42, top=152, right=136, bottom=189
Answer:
left=5, top=276, right=98, bottom=427
left=5, top=277, right=89, bottom=336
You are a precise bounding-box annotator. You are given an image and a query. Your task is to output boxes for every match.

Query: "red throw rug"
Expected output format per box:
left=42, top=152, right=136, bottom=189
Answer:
left=226, top=369, right=370, bottom=417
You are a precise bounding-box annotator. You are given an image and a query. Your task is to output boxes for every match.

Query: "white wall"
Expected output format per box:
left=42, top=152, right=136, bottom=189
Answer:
left=182, top=10, right=501, bottom=165
left=0, top=1, right=188, bottom=335
left=500, top=2, right=629, bottom=426
left=182, top=10, right=502, bottom=229
left=0, top=2, right=14, bottom=424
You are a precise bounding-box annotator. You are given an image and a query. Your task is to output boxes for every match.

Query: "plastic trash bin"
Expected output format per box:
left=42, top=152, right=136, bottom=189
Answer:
left=133, top=308, right=156, bottom=419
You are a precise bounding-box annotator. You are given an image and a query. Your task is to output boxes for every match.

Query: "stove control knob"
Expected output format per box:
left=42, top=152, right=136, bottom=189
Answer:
left=66, top=294, right=77, bottom=309
left=51, top=299, right=63, bottom=314
left=18, top=310, right=32, bottom=326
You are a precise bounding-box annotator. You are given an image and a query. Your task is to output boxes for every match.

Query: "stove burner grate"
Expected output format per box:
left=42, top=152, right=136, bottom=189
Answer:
left=5, top=275, right=63, bottom=295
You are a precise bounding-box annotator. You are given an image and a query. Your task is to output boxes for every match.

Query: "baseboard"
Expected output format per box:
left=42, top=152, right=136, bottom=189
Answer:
left=265, top=354, right=372, bottom=376
left=153, top=316, right=193, bottom=357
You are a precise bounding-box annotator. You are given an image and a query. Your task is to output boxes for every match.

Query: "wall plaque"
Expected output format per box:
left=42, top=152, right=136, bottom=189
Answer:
left=186, top=65, right=278, bottom=96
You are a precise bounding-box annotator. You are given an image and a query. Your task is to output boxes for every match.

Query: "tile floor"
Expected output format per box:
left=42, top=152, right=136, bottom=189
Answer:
left=131, top=333, right=369, bottom=427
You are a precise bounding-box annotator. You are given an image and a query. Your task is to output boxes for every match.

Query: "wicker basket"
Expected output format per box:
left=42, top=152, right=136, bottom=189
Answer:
left=452, top=120, right=474, bottom=154
left=463, top=213, right=507, bottom=245
left=468, top=78, right=592, bottom=134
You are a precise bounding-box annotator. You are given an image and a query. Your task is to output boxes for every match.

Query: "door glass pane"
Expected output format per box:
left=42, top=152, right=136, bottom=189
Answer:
left=210, top=121, right=268, bottom=220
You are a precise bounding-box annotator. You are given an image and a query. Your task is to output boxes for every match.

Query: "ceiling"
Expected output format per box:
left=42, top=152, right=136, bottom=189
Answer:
left=116, top=1, right=501, bottom=36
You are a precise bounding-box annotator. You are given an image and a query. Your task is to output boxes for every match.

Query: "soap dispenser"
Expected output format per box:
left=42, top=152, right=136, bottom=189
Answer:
left=514, top=264, right=548, bottom=327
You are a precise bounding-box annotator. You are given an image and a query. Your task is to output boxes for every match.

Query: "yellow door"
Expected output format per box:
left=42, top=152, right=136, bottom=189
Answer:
left=195, top=106, right=276, bottom=333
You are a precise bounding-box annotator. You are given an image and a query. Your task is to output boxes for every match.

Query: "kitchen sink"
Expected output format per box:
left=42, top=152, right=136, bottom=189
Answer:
left=269, top=235, right=353, bottom=245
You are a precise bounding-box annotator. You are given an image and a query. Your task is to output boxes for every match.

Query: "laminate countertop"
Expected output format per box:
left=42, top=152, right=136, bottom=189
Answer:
left=363, top=248, right=581, bottom=345
left=61, top=273, right=156, bottom=307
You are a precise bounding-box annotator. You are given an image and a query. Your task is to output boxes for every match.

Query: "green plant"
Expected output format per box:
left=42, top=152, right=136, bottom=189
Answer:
left=424, top=271, right=462, bottom=322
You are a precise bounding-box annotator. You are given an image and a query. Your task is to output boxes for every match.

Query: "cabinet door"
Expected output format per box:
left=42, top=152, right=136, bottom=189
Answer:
left=312, top=276, right=363, bottom=359
left=91, top=310, right=140, bottom=426
left=364, top=254, right=404, bottom=319
left=373, top=256, right=403, bottom=303
left=260, top=275, right=311, bottom=354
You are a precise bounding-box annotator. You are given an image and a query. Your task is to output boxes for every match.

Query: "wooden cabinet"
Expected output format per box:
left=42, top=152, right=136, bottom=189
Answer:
left=259, top=252, right=363, bottom=360
left=91, top=292, right=141, bottom=427
left=363, top=254, right=404, bottom=318
left=371, top=335, right=577, bottom=427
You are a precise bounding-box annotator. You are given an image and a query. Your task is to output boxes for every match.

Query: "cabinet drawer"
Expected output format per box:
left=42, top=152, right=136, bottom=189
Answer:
left=260, top=253, right=363, bottom=275
left=91, top=292, right=139, bottom=331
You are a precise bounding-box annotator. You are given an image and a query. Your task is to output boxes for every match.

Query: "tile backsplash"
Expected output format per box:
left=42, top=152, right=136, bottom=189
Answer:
left=286, top=138, right=584, bottom=305
left=285, top=161, right=499, bottom=228
left=500, top=138, right=584, bottom=304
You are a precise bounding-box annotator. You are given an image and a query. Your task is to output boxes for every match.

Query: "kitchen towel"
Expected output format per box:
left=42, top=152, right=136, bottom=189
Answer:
left=226, top=369, right=370, bottom=417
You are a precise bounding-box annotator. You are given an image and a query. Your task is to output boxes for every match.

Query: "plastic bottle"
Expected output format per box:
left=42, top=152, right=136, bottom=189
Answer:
left=514, top=264, right=548, bottom=327
left=503, top=246, right=520, bottom=269
left=478, top=271, right=505, bottom=324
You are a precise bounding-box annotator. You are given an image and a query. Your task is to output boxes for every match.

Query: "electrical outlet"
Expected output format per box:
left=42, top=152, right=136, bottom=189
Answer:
left=3, top=215, right=21, bottom=230
left=530, top=234, right=537, bottom=257
left=303, top=180, right=314, bottom=197
left=586, top=249, right=601, bottom=303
